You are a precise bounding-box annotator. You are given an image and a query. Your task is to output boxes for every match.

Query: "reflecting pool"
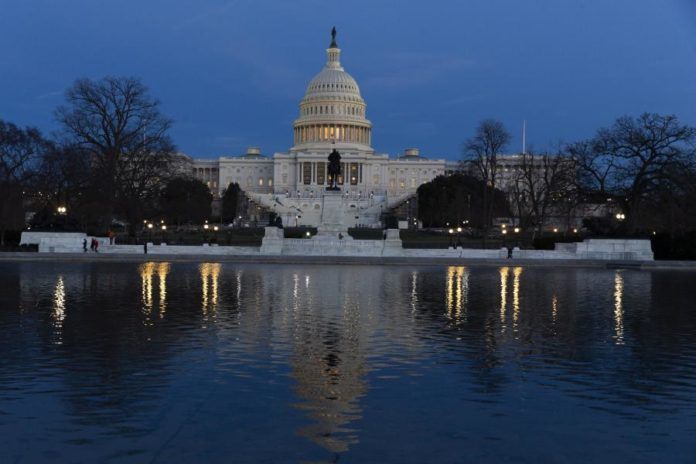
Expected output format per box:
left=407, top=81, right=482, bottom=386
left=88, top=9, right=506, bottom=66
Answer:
left=1, top=262, right=696, bottom=463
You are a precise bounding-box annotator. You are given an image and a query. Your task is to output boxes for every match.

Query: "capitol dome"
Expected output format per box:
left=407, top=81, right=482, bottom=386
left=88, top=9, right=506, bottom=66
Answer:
left=293, top=28, right=372, bottom=149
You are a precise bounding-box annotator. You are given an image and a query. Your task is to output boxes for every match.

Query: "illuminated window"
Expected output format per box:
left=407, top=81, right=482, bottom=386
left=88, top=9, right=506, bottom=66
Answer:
left=316, top=162, right=325, bottom=185
left=350, top=163, right=358, bottom=185
left=411, top=178, right=416, bottom=188
left=303, top=163, right=312, bottom=185
left=337, top=163, right=345, bottom=185
left=268, top=178, right=273, bottom=187
left=258, top=178, right=264, bottom=186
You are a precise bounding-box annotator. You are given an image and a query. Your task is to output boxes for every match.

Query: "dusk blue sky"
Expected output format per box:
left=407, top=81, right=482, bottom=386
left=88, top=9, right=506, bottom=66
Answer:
left=2, top=0, right=696, bottom=160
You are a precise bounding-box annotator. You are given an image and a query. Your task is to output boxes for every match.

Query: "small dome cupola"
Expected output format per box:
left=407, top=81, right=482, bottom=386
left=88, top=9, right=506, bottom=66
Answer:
left=326, top=26, right=341, bottom=69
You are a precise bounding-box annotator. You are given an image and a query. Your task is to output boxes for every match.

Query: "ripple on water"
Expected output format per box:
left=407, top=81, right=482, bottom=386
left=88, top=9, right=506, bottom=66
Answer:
left=0, top=262, right=695, bottom=463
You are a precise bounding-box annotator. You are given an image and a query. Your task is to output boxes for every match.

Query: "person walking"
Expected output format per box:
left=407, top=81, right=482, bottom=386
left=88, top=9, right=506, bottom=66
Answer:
left=83, top=238, right=87, bottom=252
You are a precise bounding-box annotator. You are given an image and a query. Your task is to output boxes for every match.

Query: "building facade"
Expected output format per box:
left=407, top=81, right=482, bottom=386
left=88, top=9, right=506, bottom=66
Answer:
left=189, top=31, right=446, bottom=220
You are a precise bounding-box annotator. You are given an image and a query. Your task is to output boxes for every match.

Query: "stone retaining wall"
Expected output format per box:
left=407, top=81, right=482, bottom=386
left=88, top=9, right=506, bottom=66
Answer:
left=24, top=230, right=654, bottom=261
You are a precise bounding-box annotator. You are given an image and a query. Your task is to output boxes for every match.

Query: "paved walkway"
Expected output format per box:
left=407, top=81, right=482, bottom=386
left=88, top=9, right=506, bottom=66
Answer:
left=1, top=252, right=695, bottom=270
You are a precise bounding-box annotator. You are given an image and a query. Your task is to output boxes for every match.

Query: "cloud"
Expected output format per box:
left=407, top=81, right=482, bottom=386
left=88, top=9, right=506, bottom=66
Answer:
left=170, top=0, right=242, bottom=32
left=35, top=90, right=63, bottom=101
left=363, top=52, right=476, bottom=90
left=221, top=41, right=306, bottom=99
left=441, top=93, right=490, bottom=107
left=210, top=135, right=245, bottom=149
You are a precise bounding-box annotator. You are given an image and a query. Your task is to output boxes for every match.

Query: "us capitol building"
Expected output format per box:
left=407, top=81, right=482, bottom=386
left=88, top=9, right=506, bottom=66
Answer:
left=188, top=29, right=449, bottom=228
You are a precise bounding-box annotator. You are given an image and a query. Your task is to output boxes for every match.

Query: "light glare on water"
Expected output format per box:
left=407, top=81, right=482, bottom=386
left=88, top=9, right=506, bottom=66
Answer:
left=1, top=261, right=695, bottom=463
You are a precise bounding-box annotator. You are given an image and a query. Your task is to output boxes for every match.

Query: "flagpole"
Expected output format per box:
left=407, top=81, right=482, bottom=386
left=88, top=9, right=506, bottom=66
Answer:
left=522, top=120, right=527, bottom=155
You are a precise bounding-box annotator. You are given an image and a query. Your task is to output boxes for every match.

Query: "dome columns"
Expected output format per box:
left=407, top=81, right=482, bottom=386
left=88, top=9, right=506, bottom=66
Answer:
left=293, top=122, right=371, bottom=145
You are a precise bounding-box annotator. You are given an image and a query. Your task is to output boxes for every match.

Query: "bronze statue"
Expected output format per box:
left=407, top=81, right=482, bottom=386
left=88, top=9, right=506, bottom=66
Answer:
left=327, top=148, right=341, bottom=190
left=330, top=27, right=337, bottom=48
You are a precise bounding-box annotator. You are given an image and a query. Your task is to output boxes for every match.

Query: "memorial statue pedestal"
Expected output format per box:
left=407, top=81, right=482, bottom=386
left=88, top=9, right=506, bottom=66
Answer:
left=314, top=224, right=353, bottom=241
left=315, top=191, right=351, bottom=240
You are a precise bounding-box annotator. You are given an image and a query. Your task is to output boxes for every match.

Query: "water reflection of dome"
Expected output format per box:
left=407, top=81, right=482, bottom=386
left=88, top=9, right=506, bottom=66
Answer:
left=279, top=268, right=376, bottom=454
left=206, top=265, right=427, bottom=454
left=290, top=326, right=367, bottom=453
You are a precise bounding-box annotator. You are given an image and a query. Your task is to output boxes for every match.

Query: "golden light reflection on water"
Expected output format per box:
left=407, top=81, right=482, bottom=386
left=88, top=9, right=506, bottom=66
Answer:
left=200, top=263, right=221, bottom=323
left=411, top=271, right=418, bottom=313
left=500, top=267, right=509, bottom=330
left=140, top=262, right=155, bottom=322
left=512, top=267, right=522, bottom=333
left=552, top=294, right=558, bottom=322
left=140, top=262, right=171, bottom=323
left=293, top=273, right=299, bottom=299
left=499, top=267, right=522, bottom=333
left=446, top=267, right=468, bottom=321
left=292, top=273, right=300, bottom=314
left=52, top=276, right=66, bottom=344
left=614, top=271, right=624, bottom=345
left=236, top=269, right=243, bottom=307
left=157, top=263, right=170, bottom=317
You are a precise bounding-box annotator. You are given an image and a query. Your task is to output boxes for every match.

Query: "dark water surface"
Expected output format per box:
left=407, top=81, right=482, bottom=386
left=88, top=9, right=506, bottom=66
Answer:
left=1, top=262, right=695, bottom=463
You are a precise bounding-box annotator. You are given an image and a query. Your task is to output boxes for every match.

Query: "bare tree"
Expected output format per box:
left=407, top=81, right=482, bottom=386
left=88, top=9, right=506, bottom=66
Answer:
left=462, top=119, right=511, bottom=242
left=56, top=76, right=176, bottom=232
left=510, top=150, right=576, bottom=236
left=36, top=144, right=92, bottom=222
left=571, top=113, right=696, bottom=233
left=0, top=120, right=51, bottom=245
